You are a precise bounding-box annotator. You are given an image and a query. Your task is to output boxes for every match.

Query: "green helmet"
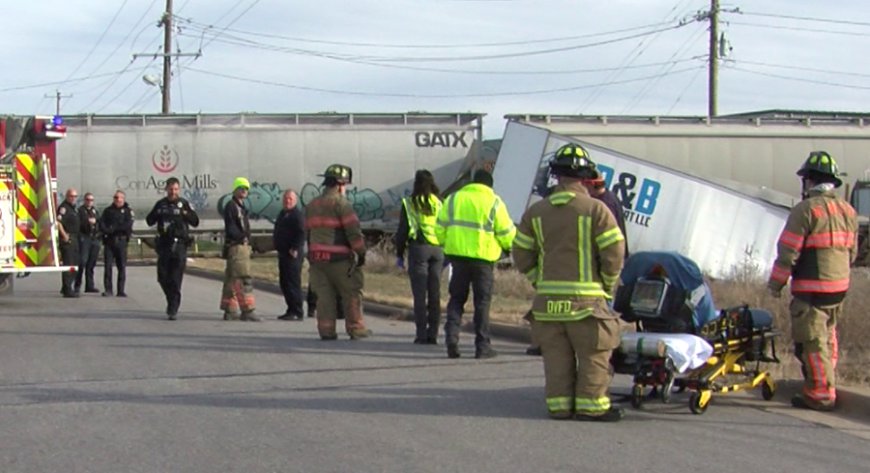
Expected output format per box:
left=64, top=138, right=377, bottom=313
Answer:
left=797, top=151, right=843, bottom=188
left=233, top=176, right=251, bottom=190
left=549, top=143, right=597, bottom=179
left=320, top=164, right=353, bottom=184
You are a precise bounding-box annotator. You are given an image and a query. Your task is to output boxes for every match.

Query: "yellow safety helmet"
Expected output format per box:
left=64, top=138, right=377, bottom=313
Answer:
left=233, top=177, right=251, bottom=190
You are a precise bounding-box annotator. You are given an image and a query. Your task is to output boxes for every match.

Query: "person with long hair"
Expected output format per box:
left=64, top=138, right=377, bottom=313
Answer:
left=395, top=170, right=444, bottom=344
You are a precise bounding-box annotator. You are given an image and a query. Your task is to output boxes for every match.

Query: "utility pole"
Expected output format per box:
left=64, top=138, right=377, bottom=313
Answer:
left=44, top=90, right=72, bottom=116
left=162, top=0, right=173, bottom=114
left=132, top=0, right=199, bottom=114
left=708, top=0, right=719, bottom=118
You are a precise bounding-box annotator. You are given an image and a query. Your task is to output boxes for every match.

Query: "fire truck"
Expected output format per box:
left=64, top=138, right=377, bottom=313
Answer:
left=0, top=115, right=75, bottom=295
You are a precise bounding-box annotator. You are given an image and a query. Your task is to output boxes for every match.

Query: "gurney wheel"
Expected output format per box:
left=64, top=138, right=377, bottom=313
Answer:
left=631, top=385, right=644, bottom=409
left=689, top=391, right=709, bottom=415
left=761, top=378, right=775, bottom=401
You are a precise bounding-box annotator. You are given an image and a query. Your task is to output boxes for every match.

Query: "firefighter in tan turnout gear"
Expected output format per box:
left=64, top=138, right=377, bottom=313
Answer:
left=513, top=143, right=626, bottom=421
left=306, top=164, right=371, bottom=340
left=768, top=151, right=858, bottom=412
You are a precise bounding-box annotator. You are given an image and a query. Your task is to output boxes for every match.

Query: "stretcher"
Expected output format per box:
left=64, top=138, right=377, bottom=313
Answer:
left=611, top=252, right=780, bottom=414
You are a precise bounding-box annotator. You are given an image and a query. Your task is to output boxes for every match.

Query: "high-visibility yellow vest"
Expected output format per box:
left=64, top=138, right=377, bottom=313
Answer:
left=435, top=183, right=515, bottom=262
left=402, top=195, right=441, bottom=246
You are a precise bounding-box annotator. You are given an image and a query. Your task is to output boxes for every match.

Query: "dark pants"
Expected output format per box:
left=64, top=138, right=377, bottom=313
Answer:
left=103, top=237, right=128, bottom=294
left=278, top=254, right=304, bottom=316
left=75, top=235, right=100, bottom=291
left=444, top=257, right=494, bottom=350
left=157, top=243, right=187, bottom=313
left=408, top=243, right=444, bottom=341
left=59, top=239, right=80, bottom=296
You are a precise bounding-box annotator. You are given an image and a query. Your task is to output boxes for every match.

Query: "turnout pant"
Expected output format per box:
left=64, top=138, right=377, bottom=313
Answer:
left=444, top=258, right=493, bottom=350
left=309, top=259, right=366, bottom=337
left=157, top=243, right=187, bottom=313
left=408, top=243, right=444, bottom=341
left=59, top=239, right=80, bottom=296
left=278, top=253, right=304, bottom=316
left=532, top=313, right=620, bottom=417
left=220, top=244, right=256, bottom=314
left=791, top=297, right=841, bottom=406
left=103, top=237, right=128, bottom=294
left=75, top=235, right=101, bottom=291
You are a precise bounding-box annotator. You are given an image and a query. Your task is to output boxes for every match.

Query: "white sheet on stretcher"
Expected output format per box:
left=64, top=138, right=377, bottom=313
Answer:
left=620, top=332, right=714, bottom=373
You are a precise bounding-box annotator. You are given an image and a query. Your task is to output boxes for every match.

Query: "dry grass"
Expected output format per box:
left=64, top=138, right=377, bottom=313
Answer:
left=188, top=246, right=869, bottom=386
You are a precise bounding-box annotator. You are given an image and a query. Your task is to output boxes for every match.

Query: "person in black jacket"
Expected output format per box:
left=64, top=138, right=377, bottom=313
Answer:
left=273, top=189, right=306, bottom=320
left=220, top=177, right=259, bottom=321
left=57, top=188, right=81, bottom=298
left=75, top=192, right=101, bottom=294
left=146, top=177, right=199, bottom=320
left=99, top=190, right=134, bottom=297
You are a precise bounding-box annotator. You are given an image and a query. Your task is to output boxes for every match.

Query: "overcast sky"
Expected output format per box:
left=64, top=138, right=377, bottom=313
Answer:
left=2, top=0, right=869, bottom=137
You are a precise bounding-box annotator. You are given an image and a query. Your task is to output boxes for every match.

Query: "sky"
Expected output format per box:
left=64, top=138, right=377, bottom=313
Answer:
left=2, top=0, right=870, bottom=137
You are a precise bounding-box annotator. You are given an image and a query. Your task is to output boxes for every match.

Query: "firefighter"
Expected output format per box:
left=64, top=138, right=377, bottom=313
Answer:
left=274, top=189, right=306, bottom=320
left=99, top=190, right=134, bottom=297
left=435, top=169, right=515, bottom=359
left=513, top=143, right=625, bottom=421
left=306, top=164, right=370, bottom=340
left=57, top=188, right=81, bottom=298
left=75, top=192, right=101, bottom=294
left=395, top=170, right=444, bottom=344
left=768, top=151, right=858, bottom=412
left=146, top=177, right=200, bottom=320
left=221, top=177, right=259, bottom=322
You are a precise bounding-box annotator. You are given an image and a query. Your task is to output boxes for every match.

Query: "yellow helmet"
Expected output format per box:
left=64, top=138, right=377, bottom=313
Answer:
left=233, top=177, right=251, bottom=190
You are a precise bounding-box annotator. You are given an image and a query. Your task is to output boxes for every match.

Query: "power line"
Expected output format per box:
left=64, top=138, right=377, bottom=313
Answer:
left=62, top=0, right=132, bottom=81
left=94, top=58, right=158, bottom=113
left=728, top=20, right=870, bottom=37
left=739, top=10, right=870, bottom=28
left=186, top=64, right=703, bottom=98
left=175, top=16, right=679, bottom=49
left=730, top=66, right=870, bottom=91
left=0, top=69, right=132, bottom=93
left=667, top=66, right=705, bottom=114
left=734, top=59, right=870, bottom=79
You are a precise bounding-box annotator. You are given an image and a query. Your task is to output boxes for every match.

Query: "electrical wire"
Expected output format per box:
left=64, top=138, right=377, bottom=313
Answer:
left=730, top=66, right=870, bottom=91
left=735, top=59, right=870, bottom=79
left=738, top=11, right=870, bottom=28
left=0, top=69, right=133, bottom=93
left=94, top=57, right=158, bottom=113
left=727, top=20, right=870, bottom=37
left=63, top=0, right=131, bottom=81
left=185, top=64, right=703, bottom=98
left=666, top=65, right=705, bottom=114
left=174, top=15, right=680, bottom=49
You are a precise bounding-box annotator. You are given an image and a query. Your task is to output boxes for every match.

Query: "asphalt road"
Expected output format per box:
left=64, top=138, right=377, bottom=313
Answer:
left=0, top=267, right=868, bottom=473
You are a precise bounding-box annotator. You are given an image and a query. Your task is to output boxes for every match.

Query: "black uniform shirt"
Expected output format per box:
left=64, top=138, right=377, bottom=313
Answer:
left=78, top=206, right=101, bottom=238
left=146, top=197, right=200, bottom=247
left=273, top=207, right=305, bottom=254
left=99, top=203, right=134, bottom=241
left=58, top=201, right=79, bottom=237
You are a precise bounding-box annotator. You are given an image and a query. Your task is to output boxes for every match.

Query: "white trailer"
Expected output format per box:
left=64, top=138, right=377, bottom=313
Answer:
left=493, top=121, right=791, bottom=279
left=58, top=113, right=483, bottom=232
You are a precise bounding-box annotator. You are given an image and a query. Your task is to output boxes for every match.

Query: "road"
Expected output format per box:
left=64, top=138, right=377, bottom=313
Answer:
left=1, top=267, right=868, bottom=473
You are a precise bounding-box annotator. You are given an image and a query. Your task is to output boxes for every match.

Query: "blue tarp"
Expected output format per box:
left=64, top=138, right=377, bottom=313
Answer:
left=619, top=251, right=719, bottom=328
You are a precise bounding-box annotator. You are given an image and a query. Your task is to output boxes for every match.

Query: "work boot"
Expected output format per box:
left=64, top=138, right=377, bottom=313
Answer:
left=548, top=411, right=573, bottom=421
left=84, top=288, right=99, bottom=294
left=475, top=347, right=498, bottom=359
left=102, top=290, right=113, bottom=297
left=425, top=336, right=438, bottom=345
left=277, top=311, right=300, bottom=321
left=320, top=334, right=338, bottom=341
left=413, top=337, right=427, bottom=345
left=223, top=311, right=241, bottom=321
left=447, top=344, right=461, bottom=359
left=117, top=292, right=128, bottom=297
left=349, top=329, right=372, bottom=340
left=526, top=345, right=542, bottom=356
left=241, top=310, right=261, bottom=322
left=575, top=407, right=625, bottom=422
left=791, top=394, right=835, bottom=412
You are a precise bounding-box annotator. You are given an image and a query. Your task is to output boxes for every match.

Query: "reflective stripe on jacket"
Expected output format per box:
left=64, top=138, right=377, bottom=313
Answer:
left=513, top=183, right=625, bottom=322
left=768, top=190, right=857, bottom=304
left=403, top=195, right=441, bottom=246
left=434, top=183, right=515, bottom=262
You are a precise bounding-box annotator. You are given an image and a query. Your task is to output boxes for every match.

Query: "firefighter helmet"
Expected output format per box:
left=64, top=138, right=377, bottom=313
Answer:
left=233, top=177, right=251, bottom=190
left=320, top=164, right=353, bottom=184
left=796, top=151, right=843, bottom=188
left=549, top=143, right=597, bottom=179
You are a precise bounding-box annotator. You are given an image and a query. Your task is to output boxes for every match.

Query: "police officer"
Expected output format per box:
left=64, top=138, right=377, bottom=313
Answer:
left=75, top=192, right=101, bottom=294
left=513, top=143, right=625, bottom=421
left=395, top=170, right=444, bottom=344
left=768, top=151, right=858, bottom=411
left=306, top=164, right=370, bottom=340
left=99, top=190, right=134, bottom=297
left=274, top=189, right=306, bottom=320
left=146, top=177, right=200, bottom=320
left=57, top=188, right=81, bottom=298
left=221, top=177, right=259, bottom=321
left=435, top=170, right=515, bottom=359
